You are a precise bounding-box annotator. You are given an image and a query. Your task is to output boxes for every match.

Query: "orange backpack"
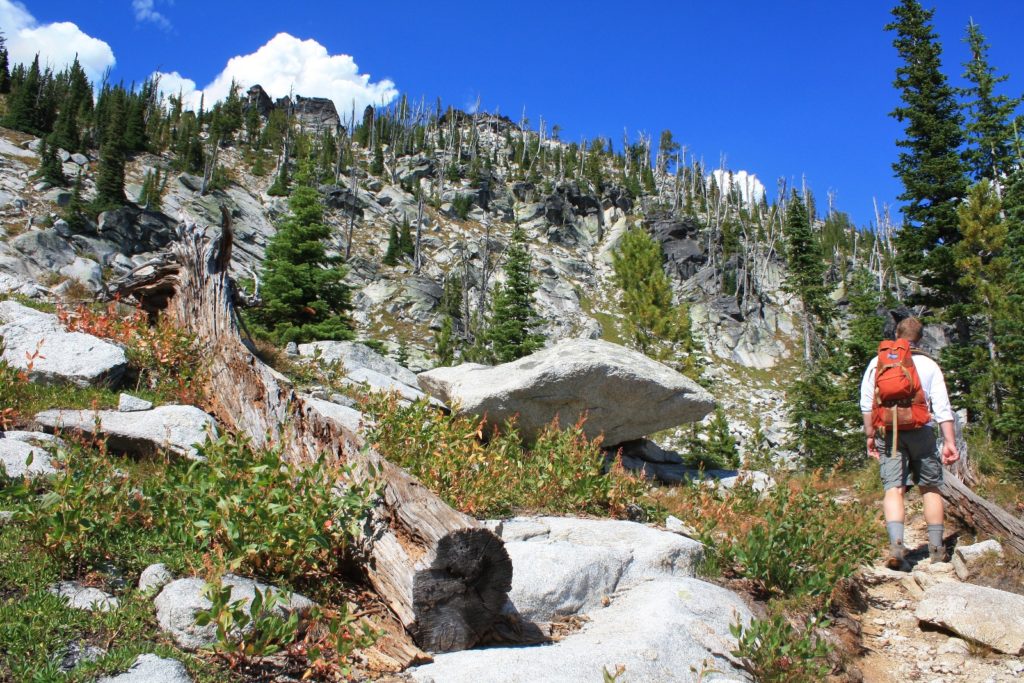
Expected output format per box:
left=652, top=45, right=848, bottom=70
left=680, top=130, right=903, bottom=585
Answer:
left=872, top=339, right=931, bottom=450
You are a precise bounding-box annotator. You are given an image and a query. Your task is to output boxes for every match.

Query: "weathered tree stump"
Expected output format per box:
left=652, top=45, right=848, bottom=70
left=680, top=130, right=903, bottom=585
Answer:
left=109, top=222, right=512, bottom=656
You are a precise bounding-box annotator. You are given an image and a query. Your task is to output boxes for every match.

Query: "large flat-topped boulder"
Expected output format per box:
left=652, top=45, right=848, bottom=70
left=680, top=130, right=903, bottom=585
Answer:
left=298, top=340, right=419, bottom=387
left=418, top=339, right=715, bottom=445
left=0, top=301, right=128, bottom=387
left=34, top=405, right=217, bottom=460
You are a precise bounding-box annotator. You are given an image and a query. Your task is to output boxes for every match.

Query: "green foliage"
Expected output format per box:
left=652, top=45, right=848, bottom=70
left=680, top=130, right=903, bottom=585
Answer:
left=730, top=612, right=832, bottom=683
left=667, top=474, right=880, bottom=598
left=92, top=92, right=128, bottom=211
left=364, top=395, right=651, bottom=519
left=2, top=432, right=375, bottom=582
left=267, top=158, right=290, bottom=196
left=478, top=224, right=545, bottom=363
left=248, top=185, right=354, bottom=344
left=611, top=227, right=694, bottom=364
left=383, top=222, right=401, bottom=265
left=996, top=169, right=1024, bottom=459
left=451, top=193, right=473, bottom=220
left=887, top=0, right=969, bottom=307
left=196, top=583, right=300, bottom=659
left=34, top=135, right=66, bottom=186
left=783, top=191, right=830, bottom=343
left=951, top=180, right=1011, bottom=433
left=960, top=21, right=1021, bottom=183
left=705, top=408, right=740, bottom=469
left=137, top=167, right=169, bottom=211
left=3, top=55, right=42, bottom=133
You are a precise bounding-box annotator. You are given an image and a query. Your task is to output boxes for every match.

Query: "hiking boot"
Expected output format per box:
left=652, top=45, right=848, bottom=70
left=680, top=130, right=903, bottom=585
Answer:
left=885, top=541, right=909, bottom=571
left=928, top=544, right=948, bottom=564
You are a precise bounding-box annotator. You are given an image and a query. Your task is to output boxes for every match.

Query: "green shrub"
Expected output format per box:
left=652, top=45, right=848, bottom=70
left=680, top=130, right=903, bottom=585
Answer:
left=663, top=473, right=881, bottom=598
left=3, top=433, right=376, bottom=583
left=730, top=611, right=832, bottom=682
left=364, top=395, right=651, bottom=519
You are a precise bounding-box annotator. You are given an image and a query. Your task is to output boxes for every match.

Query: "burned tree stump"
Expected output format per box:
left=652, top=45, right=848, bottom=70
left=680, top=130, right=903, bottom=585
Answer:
left=110, top=222, right=512, bottom=655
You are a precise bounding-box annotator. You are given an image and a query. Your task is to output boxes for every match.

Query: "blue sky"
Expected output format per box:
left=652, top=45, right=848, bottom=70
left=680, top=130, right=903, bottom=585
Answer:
left=6, top=1, right=1024, bottom=227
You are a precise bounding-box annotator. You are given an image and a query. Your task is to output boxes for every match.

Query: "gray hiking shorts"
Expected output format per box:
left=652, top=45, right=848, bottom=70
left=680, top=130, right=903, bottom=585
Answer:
left=877, top=427, right=942, bottom=490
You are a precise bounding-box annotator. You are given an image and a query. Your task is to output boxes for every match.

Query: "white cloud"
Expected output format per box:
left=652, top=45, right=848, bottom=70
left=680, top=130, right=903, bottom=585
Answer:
left=154, top=32, right=398, bottom=117
left=0, top=1, right=115, bottom=84
left=710, top=169, right=766, bottom=206
left=132, top=0, right=171, bottom=31
left=152, top=70, right=200, bottom=107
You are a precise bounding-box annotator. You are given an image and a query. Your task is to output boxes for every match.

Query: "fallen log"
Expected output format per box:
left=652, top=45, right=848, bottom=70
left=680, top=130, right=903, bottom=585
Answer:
left=109, top=222, right=512, bottom=656
left=938, top=412, right=1024, bottom=556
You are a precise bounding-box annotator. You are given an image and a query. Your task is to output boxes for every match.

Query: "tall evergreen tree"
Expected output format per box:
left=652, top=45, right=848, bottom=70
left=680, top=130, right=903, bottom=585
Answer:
left=481, top=224, right=545, bottom=363
left=0, top=37, right=10, bottom=94
left=93, top=93, right=128, bottom=210
left=886, top=0, right=969, bottom=307
left=4, top=55, right=42, bottom=134
left=51, top=57, right=92, bottom=152
left=611, top=227, right=685, bottom=358
left=953, top=180, right=1011, bottom=433
left=960, top=20, right=1022, bottom=183
left=782, top=190, right=829, bottom=364
left=248, top=185, right=354, bottom=344
left=34, top=135, right=66, bottom=186
left=996, top=169, right=1024, bottom=459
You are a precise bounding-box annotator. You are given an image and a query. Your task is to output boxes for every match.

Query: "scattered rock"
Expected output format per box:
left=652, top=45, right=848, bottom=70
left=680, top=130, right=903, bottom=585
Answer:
left=49, top=581, right=119, bottom=612
left=665, top=515, right=699, bottom=538
left=96, top=654, right=192, bottom=683
left=951, top=539, right=1003, bottom=581
left=298, top=340, right=420, bottom=386
left=418, top=339, right=715, bottom=445
left=410, top=577, right=751, bottom=683
left=0, top=434, right=57, bottom=478
left=58, top=256, right=103, bottom=292
left=154, top=575, right=315, bottom=651
left=138, top=563, right=174, bottom=593
left=118, top=393, right=154, bottom=412
left=0, top=300, right=129, bottom=387
left=915, top=581, right=1024, bottom=655
left=55, top=641, right=106, bottom=672
left=302, top=396, right=365, bottom=436
left=34, top=405, right=217, bottom=460
left=494, top=516, right=703, bottom=625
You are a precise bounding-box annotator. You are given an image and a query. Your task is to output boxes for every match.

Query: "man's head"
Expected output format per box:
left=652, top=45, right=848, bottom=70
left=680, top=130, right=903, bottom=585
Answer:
left=895, top=316, right=924, bottom=343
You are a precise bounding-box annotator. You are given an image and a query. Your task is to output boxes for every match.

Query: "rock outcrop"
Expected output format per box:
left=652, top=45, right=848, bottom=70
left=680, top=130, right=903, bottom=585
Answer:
left=418, top=339, right=715, bottom=445
left=34, top=405, right=217, bottom=459
left=0, top=301, right=129, bottom=387
left=96, top=654, right=192, bottom=683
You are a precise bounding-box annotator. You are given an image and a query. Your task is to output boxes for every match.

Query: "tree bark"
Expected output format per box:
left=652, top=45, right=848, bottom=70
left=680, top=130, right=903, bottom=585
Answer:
left=109, top=221, right=512, bottom=657
left=941, top=475, right=1024, bottom=556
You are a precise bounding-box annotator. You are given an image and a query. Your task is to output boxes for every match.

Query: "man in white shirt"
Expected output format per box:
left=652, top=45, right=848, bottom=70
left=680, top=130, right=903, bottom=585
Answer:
left=860, top=317, right=959, bottom=569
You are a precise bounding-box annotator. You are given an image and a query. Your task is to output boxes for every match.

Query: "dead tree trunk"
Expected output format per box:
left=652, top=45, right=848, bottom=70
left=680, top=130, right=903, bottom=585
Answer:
left=109, top=222, right=512, bottom=657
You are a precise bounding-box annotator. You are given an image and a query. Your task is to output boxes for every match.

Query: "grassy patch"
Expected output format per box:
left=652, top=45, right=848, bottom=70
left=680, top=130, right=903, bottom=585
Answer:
left=364, top=394, right=652, bottom=519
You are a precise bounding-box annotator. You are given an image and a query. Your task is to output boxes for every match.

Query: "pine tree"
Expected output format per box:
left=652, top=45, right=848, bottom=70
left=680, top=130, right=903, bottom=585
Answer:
left=953, top=180, right=1010, bottom=432
left=62, top=171, right=89, bottom=232
left=996, top=169, right=1024, bottom=459
left=434, top=315, right=455, bottom=366
left=399, top=217, right=414, bottom=258
left=0, top=38, right=10, bottom=94
left=248, top=185, right=354, bottom=344
left=482, top=224, right=545, bottom=363
left=93, top=94, right=128, bottom=211
left=34, top=136, right=66, bottom=186
left=383, top=222, right=400, bottom=265
left=961, top=20, right=1022, bottom=183
left=886, top=0, right=969, bottom=307
left=51, top=57, right=91, bottom=153
left=267, top=157, right=290, bottom=196
left=4, top=55, right=42, bottom=134
left=704, top=408, right=740, bottom=469
left=611, top=227, right=684, bottom=358
left=782, top=190, right=830, bottom=363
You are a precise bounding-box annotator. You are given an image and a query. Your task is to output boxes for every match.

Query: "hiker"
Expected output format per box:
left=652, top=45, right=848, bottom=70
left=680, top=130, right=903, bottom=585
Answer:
left=860, top=316, right=959, bottom=570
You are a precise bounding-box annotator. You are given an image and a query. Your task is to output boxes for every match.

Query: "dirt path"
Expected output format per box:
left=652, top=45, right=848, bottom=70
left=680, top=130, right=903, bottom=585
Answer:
left=854, top=509, right=1023, bottom=683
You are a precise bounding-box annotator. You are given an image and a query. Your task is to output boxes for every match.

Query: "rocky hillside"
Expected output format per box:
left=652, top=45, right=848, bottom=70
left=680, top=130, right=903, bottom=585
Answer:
left=0, top=107, right=806, bottom=456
